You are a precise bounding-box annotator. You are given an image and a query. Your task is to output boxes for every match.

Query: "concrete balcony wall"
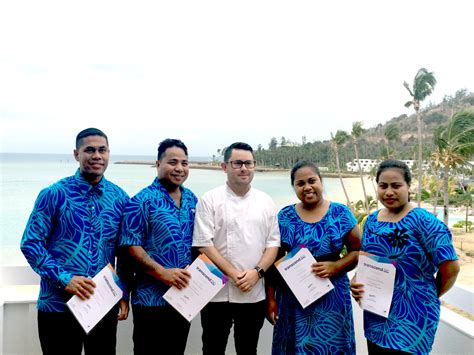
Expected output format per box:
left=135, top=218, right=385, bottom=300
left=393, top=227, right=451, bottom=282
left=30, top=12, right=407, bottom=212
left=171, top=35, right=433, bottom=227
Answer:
left=1, top=266, right=472, bottom=354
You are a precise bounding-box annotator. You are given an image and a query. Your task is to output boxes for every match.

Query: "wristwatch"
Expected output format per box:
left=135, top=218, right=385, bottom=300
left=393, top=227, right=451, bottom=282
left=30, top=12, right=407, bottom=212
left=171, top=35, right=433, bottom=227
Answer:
left=254, top=265, right=265, bottom=279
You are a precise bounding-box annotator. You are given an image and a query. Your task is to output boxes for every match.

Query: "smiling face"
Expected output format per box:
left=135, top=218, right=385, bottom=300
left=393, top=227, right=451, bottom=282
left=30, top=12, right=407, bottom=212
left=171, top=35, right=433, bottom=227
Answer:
left=292, top=166, right=324, bottom=207
left=74, top=135, right=109, bottom=185
left=222, top=148, right=255, bottom=194
left=156, top=146, right=189, bottom=189
left=377, top=168, right=410, bottom=213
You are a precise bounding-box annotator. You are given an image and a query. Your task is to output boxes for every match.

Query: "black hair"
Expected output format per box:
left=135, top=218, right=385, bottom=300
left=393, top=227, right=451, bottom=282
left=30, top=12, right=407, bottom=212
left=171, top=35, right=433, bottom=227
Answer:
left=376, top=159, right=412, bottom=185
left=157, top=139, right=188, bottom=160
left=290, top=161, right=322, bottom=185
left=76, top=128, right=108, bottom=149
left=223, top=142, right=255, bottom=162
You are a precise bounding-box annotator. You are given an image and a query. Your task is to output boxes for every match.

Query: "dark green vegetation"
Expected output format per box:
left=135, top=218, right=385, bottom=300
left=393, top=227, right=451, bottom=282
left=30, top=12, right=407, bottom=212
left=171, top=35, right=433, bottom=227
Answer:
left=251, top=89, right=473, bottom=170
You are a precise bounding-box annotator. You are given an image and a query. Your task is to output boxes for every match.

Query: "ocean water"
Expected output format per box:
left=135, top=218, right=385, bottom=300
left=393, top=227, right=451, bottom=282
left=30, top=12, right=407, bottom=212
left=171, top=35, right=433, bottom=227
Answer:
left=0, top=153, right=348, bottom=265
left=2, top=153, right=470, bottom=266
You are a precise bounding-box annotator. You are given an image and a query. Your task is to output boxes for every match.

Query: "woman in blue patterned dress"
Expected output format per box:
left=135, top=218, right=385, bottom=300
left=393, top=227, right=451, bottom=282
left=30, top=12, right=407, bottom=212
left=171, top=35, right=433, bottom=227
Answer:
left=266, top=161, right=361, bottom=354
left=351, top=159, right=460, bottom=354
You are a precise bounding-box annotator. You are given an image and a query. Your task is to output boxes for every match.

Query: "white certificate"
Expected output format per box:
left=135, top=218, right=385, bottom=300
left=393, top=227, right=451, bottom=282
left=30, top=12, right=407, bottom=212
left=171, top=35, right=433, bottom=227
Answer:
left=163, top=254, right=228, bottom=322
left=355, top=251, right=397, bottom=318
left=275, top=246, right=334, bottom=309
left=66, top=264, right=123, bottom=333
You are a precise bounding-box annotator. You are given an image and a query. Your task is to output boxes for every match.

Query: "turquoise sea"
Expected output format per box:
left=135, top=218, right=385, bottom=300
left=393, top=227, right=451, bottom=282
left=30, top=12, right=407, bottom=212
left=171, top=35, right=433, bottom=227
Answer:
left=2, top=153, right=470, bottom=266
left=0, top=153, right=349, bottom=265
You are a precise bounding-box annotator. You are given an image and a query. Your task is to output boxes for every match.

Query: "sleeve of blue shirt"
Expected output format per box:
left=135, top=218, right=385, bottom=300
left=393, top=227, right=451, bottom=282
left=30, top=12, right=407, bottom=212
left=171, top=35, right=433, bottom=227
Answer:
left=20, top=187, right=74, bottom=288
left=418, top=209, right=458, bottom=266
left=114, top=193, right=132, bottom=301
left=119, top=193, right=149, bottom=247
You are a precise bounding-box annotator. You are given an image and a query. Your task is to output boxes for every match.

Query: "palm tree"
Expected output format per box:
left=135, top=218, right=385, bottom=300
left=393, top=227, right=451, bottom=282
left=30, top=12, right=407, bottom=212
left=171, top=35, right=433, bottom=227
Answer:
left=331, top=130, right=353, bottom=212
left=431, top=108, right=474, bottom=225
left=421, top=173, right=443, bottom=215
left=351, top=121, right=369, bottom=215
left=384, top=123, right=400, bottom=158
left=461, top=185, right=473, bottom=233
left=403, top=68, right=437, bottom=206
left=367, top=165, right=380, bottom=210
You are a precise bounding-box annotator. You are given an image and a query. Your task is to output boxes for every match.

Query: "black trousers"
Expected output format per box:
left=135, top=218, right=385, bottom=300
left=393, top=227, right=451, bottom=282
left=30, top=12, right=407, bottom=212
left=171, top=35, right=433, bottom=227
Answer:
left=38, top=305, right=119, bottom=355
left=132, top=305, right=191, bottom=355
left=367, top=340, right=412, bottom=355
left=200, top=301, right=266, bottom=355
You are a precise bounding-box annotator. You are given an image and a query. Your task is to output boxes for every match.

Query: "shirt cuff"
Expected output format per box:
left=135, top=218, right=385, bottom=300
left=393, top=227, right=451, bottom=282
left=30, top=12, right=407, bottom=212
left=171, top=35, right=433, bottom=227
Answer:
left=58, top=271, right=73, bottom=288
left=192, top=239, right=214, bottom=248
left=122, top=291, right=130, bottom=302
left=265, top=241, right=281, bottom=248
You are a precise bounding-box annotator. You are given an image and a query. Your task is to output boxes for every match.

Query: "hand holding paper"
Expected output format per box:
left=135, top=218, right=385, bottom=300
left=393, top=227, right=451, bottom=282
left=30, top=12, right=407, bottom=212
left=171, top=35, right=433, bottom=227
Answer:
left=275, top=246, right=334, bottom=309
left=163, top=254, right=228, bottom=322
left=66, top=264, right=124, bottom=333
left=354, top=251, right=397, bottom=318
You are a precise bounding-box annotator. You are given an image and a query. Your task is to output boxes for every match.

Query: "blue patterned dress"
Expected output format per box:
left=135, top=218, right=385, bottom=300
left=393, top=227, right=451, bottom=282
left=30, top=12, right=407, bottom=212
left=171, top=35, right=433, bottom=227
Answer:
left=362, top=208, right=458, bottom=354
left=119, top=178, right=197, bottom=307
left=273, top=202, right=357, bottom=355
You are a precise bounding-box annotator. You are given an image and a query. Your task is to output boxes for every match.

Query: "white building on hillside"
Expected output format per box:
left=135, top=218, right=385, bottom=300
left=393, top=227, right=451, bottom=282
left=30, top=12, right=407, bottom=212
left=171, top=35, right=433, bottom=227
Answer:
left=346, top=159, right=429, bottom=173
left=346, top=159, right=380, bottom=173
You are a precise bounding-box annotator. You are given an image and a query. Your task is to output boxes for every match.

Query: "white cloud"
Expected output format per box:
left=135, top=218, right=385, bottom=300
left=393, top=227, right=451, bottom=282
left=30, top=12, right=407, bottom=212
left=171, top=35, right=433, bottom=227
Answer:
left=1, top=0, right=473, bottom=156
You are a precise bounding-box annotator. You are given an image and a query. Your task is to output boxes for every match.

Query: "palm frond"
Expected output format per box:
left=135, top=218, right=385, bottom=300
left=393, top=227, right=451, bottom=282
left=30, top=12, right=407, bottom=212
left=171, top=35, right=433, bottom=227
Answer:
left=351, top=121, right=364, bottom=138
left=403, top=81, right=414, bottom=97
left=413, top=68, right=437, bottom=101
left=333, top=130, right=350, bottom=146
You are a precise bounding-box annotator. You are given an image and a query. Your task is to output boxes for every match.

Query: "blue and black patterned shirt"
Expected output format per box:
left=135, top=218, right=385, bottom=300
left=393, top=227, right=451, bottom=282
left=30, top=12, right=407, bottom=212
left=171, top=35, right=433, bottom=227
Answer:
left=20, top=169, right=129, bottom=312
left=119, top=178, right=197, bottom=307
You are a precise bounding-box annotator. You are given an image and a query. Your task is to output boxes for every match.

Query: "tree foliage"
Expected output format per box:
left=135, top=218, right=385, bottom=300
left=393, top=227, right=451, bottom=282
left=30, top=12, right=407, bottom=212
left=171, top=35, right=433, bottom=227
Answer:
left=253, top=91, right=472, bottom=171
left=432, top=108, right=474, bottom=224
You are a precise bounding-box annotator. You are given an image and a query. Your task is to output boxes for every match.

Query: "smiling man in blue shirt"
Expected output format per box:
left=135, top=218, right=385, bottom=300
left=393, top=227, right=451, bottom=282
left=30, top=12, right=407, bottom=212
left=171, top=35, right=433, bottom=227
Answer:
left=120, top=138, right=198, bottom=355
left=21, top=128, right=129, bottom=355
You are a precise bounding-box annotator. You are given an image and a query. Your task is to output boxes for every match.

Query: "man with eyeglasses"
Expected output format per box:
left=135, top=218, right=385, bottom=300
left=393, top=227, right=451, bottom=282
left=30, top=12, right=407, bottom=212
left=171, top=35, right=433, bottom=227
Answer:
left=193, top=142, right=280, bottom=355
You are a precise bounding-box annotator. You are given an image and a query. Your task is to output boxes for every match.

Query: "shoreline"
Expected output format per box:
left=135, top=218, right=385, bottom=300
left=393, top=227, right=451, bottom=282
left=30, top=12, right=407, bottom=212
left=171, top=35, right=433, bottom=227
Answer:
left=114, top=161, right=358, bottom=177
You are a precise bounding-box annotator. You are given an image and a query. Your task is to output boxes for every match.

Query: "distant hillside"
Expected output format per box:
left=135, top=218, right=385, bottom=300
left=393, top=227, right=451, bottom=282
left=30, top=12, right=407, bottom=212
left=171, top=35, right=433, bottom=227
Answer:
left=360, top=90, right=474, bottom=160
left=255, top=90, right=474, bottom=169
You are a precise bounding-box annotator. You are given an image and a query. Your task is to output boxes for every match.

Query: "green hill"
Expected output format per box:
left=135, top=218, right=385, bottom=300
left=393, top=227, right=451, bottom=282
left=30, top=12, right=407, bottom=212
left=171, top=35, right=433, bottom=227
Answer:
left=255, top=90, right=474, bottom=170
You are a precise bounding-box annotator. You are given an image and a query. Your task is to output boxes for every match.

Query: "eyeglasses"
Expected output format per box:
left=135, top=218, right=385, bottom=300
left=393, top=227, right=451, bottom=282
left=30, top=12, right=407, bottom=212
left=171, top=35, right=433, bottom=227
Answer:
left=228, top=160, right=256, bottom=169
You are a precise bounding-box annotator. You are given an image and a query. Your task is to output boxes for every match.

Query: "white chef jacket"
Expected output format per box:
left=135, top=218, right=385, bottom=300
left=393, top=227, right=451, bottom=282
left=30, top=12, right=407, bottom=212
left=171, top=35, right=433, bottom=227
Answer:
left=192, top=184, right=281, bottom=303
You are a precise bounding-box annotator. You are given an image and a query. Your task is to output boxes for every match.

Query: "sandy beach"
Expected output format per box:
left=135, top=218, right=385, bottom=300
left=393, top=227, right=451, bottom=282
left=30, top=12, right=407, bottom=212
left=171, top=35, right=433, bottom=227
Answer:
left=329, top=176, right=378, bottom=205
left=451, top=230, right=474, bottom=289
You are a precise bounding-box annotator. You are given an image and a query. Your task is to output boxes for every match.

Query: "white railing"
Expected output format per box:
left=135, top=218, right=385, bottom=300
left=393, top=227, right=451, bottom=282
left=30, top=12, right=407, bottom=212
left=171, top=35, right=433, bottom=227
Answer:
left=1, top=266, right=473, bottom=354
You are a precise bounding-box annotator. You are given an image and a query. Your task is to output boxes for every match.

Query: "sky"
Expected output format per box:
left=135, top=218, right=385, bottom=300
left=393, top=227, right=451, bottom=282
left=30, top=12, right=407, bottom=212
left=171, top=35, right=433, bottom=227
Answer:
left=1, top=0, right=473, bottom=157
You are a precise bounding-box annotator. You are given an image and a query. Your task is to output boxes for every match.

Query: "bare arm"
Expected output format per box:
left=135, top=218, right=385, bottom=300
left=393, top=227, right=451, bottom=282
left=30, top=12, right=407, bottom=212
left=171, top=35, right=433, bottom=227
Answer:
left=128, top=246, right=191, bottom=289
left=436, top=260, right=460, bottom=297
left=257, top=246, right=279, bottom=272
left=235, top=246, right=279, bottom=292
left=266, top=284, right=279, bottom=325
left=313, top=225, right=361, bottom=278
left=265, top=247, right=285, bottom=325
left=117, top=299, right=129, bottom=321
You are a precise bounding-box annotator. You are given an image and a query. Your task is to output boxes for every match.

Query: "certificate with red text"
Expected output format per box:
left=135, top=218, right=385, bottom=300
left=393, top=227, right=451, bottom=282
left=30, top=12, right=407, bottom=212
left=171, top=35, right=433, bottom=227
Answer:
left=275, top=246, right=334, bottom=309
left=163, top=254, right=228, bottom=322
left=67, top=264, right=123, bottom=333
left=355, top=251, right=396, bottom=318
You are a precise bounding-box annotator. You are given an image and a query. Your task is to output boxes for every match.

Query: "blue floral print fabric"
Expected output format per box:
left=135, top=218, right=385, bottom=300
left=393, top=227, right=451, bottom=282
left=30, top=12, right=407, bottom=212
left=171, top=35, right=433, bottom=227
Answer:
left=21, top=169, right=129, bottom=312
left=362, top=207, right=458, bottom=354
left=119, top=178, right=197, bottom=307
left=273, top=202, right=357, bottom=355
